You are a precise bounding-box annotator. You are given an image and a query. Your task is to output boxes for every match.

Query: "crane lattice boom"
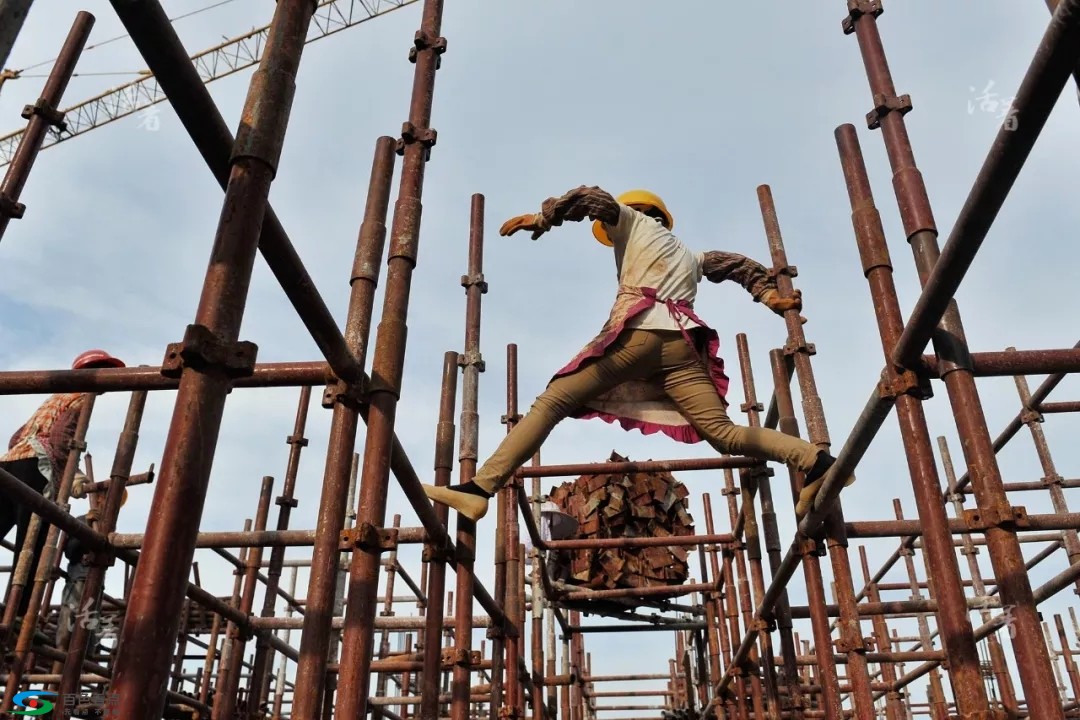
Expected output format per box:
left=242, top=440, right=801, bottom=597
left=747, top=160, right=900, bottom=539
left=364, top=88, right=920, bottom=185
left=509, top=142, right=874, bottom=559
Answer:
left=0, top=0, right=417, bottom=167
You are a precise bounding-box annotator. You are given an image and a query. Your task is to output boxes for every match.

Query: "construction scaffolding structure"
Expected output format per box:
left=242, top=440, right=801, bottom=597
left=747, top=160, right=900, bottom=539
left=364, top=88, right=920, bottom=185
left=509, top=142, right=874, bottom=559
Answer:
left=0, top=0, right=1079, bottom=719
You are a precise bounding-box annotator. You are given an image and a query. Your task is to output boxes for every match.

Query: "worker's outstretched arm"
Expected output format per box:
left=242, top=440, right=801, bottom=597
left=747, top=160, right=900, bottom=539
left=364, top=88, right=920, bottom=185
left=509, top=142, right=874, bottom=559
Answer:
left=702, top=250, right=804, bottom=319
left=499, top=185, right=619, bottom=240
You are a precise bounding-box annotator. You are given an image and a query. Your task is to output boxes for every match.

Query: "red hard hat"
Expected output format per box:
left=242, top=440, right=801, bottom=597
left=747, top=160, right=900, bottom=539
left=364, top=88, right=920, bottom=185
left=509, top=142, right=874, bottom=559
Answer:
left=72, top=349, right=125, bottom=370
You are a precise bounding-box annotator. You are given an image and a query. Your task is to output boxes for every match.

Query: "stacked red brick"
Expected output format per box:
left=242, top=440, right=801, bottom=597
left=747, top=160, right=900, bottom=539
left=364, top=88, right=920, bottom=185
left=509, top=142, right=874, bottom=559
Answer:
left=548, top=451, right=694, bottom=590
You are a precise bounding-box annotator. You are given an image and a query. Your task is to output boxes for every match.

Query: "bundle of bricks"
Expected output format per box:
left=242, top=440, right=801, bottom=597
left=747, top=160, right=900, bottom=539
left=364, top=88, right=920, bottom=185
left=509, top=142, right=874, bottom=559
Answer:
left=548, top=451, right=694, bottom=590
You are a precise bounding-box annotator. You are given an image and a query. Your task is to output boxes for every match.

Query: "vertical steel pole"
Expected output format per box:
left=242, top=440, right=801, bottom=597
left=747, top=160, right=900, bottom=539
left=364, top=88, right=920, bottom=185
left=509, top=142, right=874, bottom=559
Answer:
left=892, top=501, right=948, bottom=720
left=709, top=493, right=751, bottom=720
left=0, top=10, right=93, bottom=242
left=59, top=391, right=147, bottom=696
left=214, top=477, right=274, bottom=720
left=735, top=334, right=803, bottom=718
left=722, top=470, right=771, bottom=718
left=449, top=196, right=486, bottom=720
left=270, top=567, right=298, bottom=720
left=833, top=122, right=991, bottom=716
left=107, top=0, right=316, bottom=715
left=936, top=435, right=1019, bottom=713
left=247, top=386, right=311, bottom=714
left=420, top=351, right=458, bottom=720
left=842, top=5, right=1065, bottom=716
left=291, top=135, right=397, bottom=720
left=765, top=349, right=844, bottom=718
left=331, top=0, right=446, bottom=713
left=758, top=185, right=876, bottom=718
left=857, top=546, right=902, bottom=720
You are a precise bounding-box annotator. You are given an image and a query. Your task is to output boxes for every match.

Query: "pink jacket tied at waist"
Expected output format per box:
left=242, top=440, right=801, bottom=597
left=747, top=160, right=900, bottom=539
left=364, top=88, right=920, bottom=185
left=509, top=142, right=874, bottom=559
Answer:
left=551, top=285, right=730, bottom=444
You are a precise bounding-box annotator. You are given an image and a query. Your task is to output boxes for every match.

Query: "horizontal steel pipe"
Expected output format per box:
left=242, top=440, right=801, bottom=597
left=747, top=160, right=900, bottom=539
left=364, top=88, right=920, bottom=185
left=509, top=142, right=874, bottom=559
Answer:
left=251, top=615, right=492, bottom=630
left=109, top=526, right=428, bottom=549
left=569, top=622, right=706, bottom=633
left=558, top=581, right=717, bottom=602
left=543, top=534, right=732, bottom=550
left=516, top=456, right=761, bottom=478
left=1040, top=401, right=1080, bottom=413
left=0, top=362, right=327, bottom=395
left=846, top=513, right=1080, bottom=537
left=891, top=0, right=1080, bottom=367
left=584, top=674, right=670, bottom=682
left=920, top=348, right=1080, bottom=377
left=788, top=596, right=999, bottom=619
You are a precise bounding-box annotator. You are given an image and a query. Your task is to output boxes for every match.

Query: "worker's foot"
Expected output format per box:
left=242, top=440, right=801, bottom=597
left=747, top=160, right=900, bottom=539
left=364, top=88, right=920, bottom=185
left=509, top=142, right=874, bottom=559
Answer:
left=795, top=451, right=855, bottom=517
left=421, top=480, right=492, bottom=522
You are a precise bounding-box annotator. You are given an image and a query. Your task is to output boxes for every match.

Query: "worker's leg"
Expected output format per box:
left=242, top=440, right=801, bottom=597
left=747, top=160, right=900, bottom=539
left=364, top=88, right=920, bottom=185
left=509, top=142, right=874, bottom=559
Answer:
left=657, top=332, right=852, bottom=514
left=423, top=329, right=662, bottom=522
left=3, top=458, right=51, bottom=615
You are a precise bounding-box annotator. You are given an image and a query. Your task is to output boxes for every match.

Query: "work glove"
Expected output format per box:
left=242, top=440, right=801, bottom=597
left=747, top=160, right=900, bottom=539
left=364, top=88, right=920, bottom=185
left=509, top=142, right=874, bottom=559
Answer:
left=760, top=288, right=807, bottom=324
left=71, top=471, right=89, bottom=499
left=499, top=213, right=550, bottom=241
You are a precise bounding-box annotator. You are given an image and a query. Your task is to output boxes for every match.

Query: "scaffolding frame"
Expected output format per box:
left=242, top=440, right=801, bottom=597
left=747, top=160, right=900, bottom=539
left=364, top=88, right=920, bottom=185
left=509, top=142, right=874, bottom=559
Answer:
left=0, top=0, right=1079, bottom=718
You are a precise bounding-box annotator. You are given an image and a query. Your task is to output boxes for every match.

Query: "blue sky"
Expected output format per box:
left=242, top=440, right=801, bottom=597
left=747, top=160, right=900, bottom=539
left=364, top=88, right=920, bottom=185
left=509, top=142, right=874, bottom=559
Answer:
left=2, top=0, right=1079, bottom=711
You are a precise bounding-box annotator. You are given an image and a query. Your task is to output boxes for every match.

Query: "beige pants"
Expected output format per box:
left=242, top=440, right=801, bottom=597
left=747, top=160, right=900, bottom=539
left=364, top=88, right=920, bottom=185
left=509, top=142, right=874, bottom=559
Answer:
left=471, top=328, right=822, bottom=494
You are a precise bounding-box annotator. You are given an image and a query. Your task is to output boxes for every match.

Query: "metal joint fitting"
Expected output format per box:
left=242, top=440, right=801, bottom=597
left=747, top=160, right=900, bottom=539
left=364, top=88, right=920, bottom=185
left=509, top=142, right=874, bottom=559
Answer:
left=321, top=376, right=368, bottom=411
left=71, top=440, right=88, bottom=452
left=767, top=264, right=797, bottom=279
left=797, top=537, right=825, bottom=557
left=457, top=350, right=486, bottom=372
left=866, top=92, right=913, bottom=131
left=421, top=538, right=453, bottom=563
left=963, top=505, right=1029, bottom=532
left=877, top=367, right=933, bottom=401
left=460, top=272, right=489, bottom=294
left=1020, top=407, right=1044, bottom=425
left=897, top=546, right=914, bottom=557
left=0, top=194, right=26, bottom=220
left=408, top=29, right=448, bottom=68
left=500, top=412, right=523, bottom=426
left=486, top=624, right=505, bottom=640
left=1043, top=473, right=1065, bottom=487
left=21, top=97, right=67, bottom=130
left=285, top=433, right=309, bottom=448
left=782, top=340, right=816, bottom=357
left=161, top=324, right=258, bottom=380
left=752, top=618, right=775, bottom=633
left=834, top=636, right=866, bottom=654
left=395, top=121, right=438, bottom=159
left=455, top=541, right=475, bottom=564
left=719, top=486, right=740, bottom=497
left=339, top=522, right=398, bottom=552
left=748, top=465, right=774, bottom=480
left=739, top=401, right=764, bottom=413
left=842, top=0, right=883, bottom=35
left=960, top=545, right=979, bottom=557
left=274, top=495, right=299, bottom=509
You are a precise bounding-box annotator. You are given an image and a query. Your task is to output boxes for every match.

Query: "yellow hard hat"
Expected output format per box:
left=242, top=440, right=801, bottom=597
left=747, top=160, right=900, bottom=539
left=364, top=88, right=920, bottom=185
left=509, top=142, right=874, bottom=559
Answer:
left=591, top=189, right=674, bottom=247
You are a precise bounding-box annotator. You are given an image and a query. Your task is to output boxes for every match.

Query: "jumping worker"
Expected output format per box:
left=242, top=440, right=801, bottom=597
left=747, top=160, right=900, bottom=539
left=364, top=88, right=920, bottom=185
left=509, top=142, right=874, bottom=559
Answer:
left=0, top=349, right=125, bottom=615
left=422, top=186, right=853, bottom=523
